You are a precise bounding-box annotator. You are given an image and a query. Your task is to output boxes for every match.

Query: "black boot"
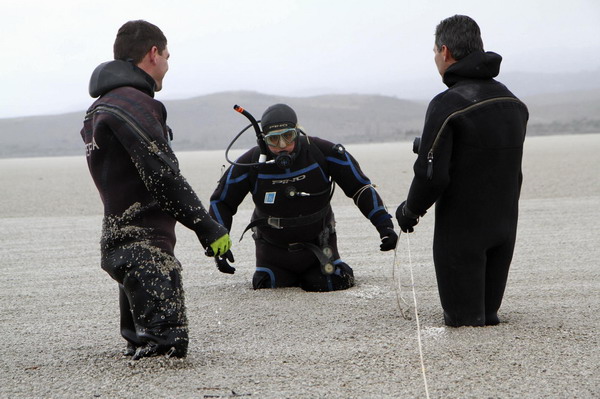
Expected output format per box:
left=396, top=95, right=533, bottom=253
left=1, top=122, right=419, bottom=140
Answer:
left=123, top=343, right=137, bottom=357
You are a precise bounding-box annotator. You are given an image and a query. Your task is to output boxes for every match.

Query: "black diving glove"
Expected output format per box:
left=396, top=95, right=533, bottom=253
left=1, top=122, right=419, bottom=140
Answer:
left=377, top=225, right=399, bottom=251
left=215, top=250, right=236, bottom=274
left=395, top=201, right=421, bottom=233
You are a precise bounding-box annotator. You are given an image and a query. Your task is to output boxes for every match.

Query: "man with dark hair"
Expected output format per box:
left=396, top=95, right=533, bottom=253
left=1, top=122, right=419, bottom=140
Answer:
left=113, top=20, right=168, bottom=65
left=80, top=20, right=232, bottom=359
left=395, top=15, right=528, bottom=327
left=210, top=103, right=398, bottom=292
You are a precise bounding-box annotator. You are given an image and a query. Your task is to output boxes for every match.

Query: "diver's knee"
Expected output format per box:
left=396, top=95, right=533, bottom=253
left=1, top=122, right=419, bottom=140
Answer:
left=333, top=262, right=355, bottom=290
left=253, top=268, right=275, bottom=289
left=301, top=262, right=354, bottom=292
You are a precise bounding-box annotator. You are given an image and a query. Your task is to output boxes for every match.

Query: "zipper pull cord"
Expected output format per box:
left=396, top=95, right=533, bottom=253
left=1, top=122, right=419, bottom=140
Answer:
left=426, top=151, right=434, bottom=180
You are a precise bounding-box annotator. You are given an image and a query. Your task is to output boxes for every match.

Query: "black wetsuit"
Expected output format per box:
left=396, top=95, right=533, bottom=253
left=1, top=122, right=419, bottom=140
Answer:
left=406, top=51, right=528, bottom=326
left=80, top=60, right=227, bottom=355
left=210, top=136, right=393, bottom=291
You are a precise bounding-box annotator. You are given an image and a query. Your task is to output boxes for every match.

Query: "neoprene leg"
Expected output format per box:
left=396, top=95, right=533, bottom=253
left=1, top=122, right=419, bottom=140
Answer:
left=118, top=284, right=143, bottom=347
left=484, top=235, right=516, bottom=325
left=433, top=242, right=487, bottom=327
left=253, top=268, right=275, bottom=289
left=121, top=254, right=189, bottom=357
left=253, top=239, right=301, bottom=289
left=252, top=265, right=301, bottom=289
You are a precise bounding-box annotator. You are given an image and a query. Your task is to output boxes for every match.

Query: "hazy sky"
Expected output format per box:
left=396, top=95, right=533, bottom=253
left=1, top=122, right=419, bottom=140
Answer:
left=2, top=0, right=599, bottom=118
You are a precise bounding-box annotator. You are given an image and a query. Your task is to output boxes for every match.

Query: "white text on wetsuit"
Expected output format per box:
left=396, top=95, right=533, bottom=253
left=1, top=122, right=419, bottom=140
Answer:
left=85, top=137, right=100, bottom=156
left=271, top=175, right=306, bottom=185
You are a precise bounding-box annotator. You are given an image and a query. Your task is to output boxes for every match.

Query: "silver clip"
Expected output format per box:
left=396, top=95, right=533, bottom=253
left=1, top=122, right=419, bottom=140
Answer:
left=267, top=217, right=283, bottom=229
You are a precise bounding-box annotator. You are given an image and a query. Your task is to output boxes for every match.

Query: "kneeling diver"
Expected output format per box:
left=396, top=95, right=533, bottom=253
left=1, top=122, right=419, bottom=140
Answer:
left=209, top=104, right=398, bottom=291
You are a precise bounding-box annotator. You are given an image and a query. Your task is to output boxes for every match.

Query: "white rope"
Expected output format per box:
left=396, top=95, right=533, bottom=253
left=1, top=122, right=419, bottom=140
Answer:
left=352, top=184, right=376, bottom=205
left=406, top=233, right=430, bottom=399
left=393, top=233, right=430, bottom=399
left=392, top=242, right=413, bottom=321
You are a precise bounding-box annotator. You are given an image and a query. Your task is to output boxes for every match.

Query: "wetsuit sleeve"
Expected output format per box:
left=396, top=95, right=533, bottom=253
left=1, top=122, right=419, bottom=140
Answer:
left=317, top=138, right=393, bottom=230
left=209, top=151, right=254, bottom=231
left=406, top=96, right=453, bottom=216
left=96, top=111, right=228, bottom=248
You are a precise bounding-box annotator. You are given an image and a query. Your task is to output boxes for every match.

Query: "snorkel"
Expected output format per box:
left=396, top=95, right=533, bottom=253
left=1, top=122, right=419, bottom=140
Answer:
left=233, top=105, right=268, bottom=163
left=227, top=104, right=302, bottom=169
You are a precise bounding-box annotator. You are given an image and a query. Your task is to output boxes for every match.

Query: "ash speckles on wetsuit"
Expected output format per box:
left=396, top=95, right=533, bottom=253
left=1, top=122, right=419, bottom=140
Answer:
left=80, top=60, right=227, bottom=355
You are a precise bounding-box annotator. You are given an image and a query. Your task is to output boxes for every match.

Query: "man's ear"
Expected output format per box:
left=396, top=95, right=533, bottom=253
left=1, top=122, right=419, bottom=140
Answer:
left=148, top=46, right=160, bottom=65
left=441, top=45, right=455, bottom=63
left=137, top=46, right=158, bottom=68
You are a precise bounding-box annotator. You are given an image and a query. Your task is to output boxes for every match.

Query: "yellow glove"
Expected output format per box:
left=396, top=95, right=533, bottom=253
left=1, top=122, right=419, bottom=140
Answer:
left=208, top=234, right=232, bottom=257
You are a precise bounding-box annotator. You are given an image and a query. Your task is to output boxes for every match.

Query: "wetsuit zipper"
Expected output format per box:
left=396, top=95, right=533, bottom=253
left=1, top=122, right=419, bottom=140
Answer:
left=87, top=104, right=179, bottom=173
left=426, top=96, right=525, bottom=180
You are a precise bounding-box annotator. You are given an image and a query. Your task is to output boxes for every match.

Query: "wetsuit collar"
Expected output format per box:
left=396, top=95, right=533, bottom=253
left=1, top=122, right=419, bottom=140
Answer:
left=443, top=51, right=502, bottom=88
left=89, top=59, right=156, bottom=98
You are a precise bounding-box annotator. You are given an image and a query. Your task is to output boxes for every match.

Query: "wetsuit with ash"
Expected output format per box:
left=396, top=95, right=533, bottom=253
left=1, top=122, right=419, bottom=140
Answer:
left=81, top=60, right=229, bottom=358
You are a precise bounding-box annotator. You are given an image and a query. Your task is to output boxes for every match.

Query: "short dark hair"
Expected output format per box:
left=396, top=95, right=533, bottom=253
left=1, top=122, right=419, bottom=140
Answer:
left=435, top=15, right=483, bottom=60
left=113, top=20, right=167, bottom=64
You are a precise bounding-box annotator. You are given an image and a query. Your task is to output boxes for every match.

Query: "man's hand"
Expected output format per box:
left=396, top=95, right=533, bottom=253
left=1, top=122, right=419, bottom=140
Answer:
left=215, top=250, right=236, bottom=274
left=206, top=233, right=232, bottom=257
left=395, top=201, right=420, bottom=233
left=377, top=226, right=399, bottom=251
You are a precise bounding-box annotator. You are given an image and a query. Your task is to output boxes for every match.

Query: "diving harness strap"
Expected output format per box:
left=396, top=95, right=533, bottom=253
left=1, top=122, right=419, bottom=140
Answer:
left=243, top=205, right=336, bottom=275
left=240, top=205, right=331, bottom=239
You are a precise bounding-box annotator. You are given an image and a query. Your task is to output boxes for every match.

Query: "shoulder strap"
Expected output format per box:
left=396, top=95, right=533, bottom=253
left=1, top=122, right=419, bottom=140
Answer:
left=87, top=104, right=179, bottom=173
left=303, top=136, right=329, bottom=175
left=247, top=147, right=262, bottom=189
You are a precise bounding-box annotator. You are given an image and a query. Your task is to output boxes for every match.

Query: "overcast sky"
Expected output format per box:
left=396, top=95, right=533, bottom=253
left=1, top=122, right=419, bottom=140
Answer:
left=2, top=0, right=599, bottom=118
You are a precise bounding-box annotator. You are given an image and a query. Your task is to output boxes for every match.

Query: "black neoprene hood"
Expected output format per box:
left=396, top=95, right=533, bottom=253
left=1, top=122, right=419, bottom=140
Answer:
left=261, top=104, right=298, bottom=134
left=88, top=60, right=155, bottom=98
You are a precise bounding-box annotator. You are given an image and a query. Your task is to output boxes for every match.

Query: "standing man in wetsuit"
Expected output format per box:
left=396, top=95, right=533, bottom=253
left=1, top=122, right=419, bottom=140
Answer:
left=210, top=103, right=398, bottom=291
left=395, top=15, right=528, bottom=327
left=80, top=20, right=232, bottom=359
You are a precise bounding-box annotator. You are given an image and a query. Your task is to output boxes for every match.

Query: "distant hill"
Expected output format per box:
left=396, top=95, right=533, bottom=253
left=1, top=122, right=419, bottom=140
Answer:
left=523, top=89, right=600, bottom=135
left=1, top=89, right=599, bottom=158
left=164, top=91, right=427, bottom=153
left=501, top=69, right=600, bottom=98
left=0, top=92, right=427, bottom=158
left=343, top=68, right=600, bottom=100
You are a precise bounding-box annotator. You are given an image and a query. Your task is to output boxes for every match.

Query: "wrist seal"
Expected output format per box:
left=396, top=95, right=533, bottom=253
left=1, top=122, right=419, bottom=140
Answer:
left=402, top=204, right=420, bottom=219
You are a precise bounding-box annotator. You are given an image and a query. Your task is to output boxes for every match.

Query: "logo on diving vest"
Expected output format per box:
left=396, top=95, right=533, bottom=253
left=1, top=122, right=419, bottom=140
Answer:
left=85, top=137, right=100, bottom=156
left=271, top=175, right=306, bottom=185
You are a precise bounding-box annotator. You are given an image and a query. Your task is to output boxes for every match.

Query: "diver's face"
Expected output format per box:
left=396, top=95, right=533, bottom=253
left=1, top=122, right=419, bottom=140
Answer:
left=153, top=46, right=169, bottom=92
left=268, top=140, right=295, bottom=154
left=264, top=128, right=297, bottom=154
